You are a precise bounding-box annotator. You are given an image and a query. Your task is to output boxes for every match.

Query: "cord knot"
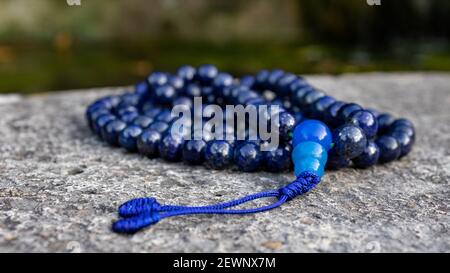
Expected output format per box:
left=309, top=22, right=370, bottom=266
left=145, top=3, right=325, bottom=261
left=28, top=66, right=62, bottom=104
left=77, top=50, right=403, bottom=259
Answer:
left=118, top=197, right=161, bottom=217
left=280, top=172, right=321, bottom=200
left=112, top=212, right=161, bottom=234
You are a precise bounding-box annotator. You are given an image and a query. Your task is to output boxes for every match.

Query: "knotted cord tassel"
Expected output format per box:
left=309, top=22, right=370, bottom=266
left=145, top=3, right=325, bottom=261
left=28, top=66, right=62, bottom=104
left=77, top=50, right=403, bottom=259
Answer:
left=112, top=172, right=320, bottom=234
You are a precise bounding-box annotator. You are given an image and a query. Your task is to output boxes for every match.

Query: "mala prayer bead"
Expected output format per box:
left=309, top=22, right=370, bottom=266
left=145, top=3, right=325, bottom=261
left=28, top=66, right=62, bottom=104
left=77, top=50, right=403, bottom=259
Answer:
left=85, top=64, right=416, bottom=233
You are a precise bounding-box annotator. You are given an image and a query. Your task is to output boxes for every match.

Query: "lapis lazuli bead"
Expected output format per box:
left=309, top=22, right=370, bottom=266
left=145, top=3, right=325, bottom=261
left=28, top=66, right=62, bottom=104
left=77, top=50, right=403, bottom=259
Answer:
left=204, top=140, right=234, bottom=170
left=182, top=140, right=207, bottom=165
left=264, top=145, right=292, bottom=172
left=352, top=140, right=380, bottom=168
left=267, top=69, right=285, bottom=90
left=347, top=110, right=378, bottom=139
left=119, top=125, right=143, bottom=152
left=323, top=101, right=345, bottom=127
left=278, top=112, right=296, bottom=141
left=168, top=75, right=185, bottom=92
left=184, top=83, right=202, bottom=97
left=376, top=135, right=401, bottom=163
left=240, top=75, right=255, bottom=88
left=155, top=85, right=176, bottom=104
left=177, top=65, right=196, bottom=82
left=94, top=114, right=116, bottom=137
left=292, top=120, right=333, bottom=150
left=104, top=119, right=127, bottom=146
left=333, top=124, right=367, bottom=159
left=147, top=71, right=169, bottom=88
left=148, top=121, right=170, bottom=134
left=292, top=141, right=327, bottom=165
left=326, top=147, right=351, bottom=170
left=213, top=73, right=234, bottom=94
left=276, top=73, right=297, bottom=97
left=377, top=113, right=395, bottom=134
left=155, top=109, right=175, bottom=123
left=292, top=86, right=313, bottom=108
left=300, top=90, right=325, bottom=114
left=390, top=130, right=414, bottom=157
left=132, top=115, right=153, bottom=129
left=294, top=157, right=324, bottom=177
left=137, top=129, right=162, bottom=158
left=255, top=70, right=270, bottom=89
left=135, top=81, right=149, bottom=97
left=337, top=103, right=362, bottom=124
left=196, top=64, right=219, bottom=85
left=158, top=133, right=184, bottom=162
left=309, top=96, right=335, bottom=120
left=234, top=142, right=263, bottom=172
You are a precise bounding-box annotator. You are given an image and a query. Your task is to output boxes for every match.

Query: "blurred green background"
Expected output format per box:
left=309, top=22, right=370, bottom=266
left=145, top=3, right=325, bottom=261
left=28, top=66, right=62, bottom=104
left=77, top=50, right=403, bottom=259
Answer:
left=0, top=0, right=449, bottom=94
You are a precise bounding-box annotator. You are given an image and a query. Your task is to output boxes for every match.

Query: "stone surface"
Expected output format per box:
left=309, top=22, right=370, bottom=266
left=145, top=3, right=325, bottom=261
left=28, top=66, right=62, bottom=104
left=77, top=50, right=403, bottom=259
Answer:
left=0, top=73, right=449, bottom=253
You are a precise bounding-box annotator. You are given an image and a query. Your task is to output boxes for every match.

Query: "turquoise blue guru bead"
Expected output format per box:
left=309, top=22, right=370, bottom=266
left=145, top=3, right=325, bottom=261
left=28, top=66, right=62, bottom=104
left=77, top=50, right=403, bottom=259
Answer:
left=292, top=120, right=332, bottom=177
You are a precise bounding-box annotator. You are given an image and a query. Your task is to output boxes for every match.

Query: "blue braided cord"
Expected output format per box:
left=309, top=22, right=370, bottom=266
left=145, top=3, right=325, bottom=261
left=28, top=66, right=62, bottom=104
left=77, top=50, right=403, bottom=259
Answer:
left=112, top=172, right=321, bottom=233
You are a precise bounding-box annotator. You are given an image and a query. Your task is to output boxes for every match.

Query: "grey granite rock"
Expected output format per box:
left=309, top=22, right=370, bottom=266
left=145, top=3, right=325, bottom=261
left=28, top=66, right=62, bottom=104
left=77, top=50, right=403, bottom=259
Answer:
left=0, top=73, right=449, bottom=253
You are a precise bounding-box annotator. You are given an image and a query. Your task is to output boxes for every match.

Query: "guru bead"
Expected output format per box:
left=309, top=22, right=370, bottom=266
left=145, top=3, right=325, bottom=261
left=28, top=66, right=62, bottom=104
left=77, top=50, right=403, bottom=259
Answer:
left=291, top=120, right=332, bottom=177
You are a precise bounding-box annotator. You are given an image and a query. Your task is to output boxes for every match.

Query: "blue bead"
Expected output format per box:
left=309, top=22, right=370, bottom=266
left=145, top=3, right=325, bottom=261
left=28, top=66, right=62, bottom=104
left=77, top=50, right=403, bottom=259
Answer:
left=88, top=108, right=110, bottom=130
left=323, top=101, right=345, bottom=127
left=147, top=71, right=169, bottom=88
left=291, top=111, right=304, bottom=125
left=276, top=73, right=297, bottom=97
left=255, top=70, right=270, bottom=89
left=117, top=105, right=138, bottom=116
left=294, top=157, right=324, bottom=177
left=172, top=96, right=193, bottom=109
left=352, top=140, right=380, bottom=168
left=177, top=65, right=196, bottom=82
left=158, top=133, right=184, bottom=161
left=196, top=64, right=219, bottom=85
left=137, top=129, right=162, bottom=158
left=347, top=110, right=378, bottom=139
left=149, top=121, right=170, bottom=134
left=333, top=124, right=367, bottom=159
left=292, top=141, right=327, bottom=165
left=377, top=113, right=395, bottom=134
left=234, top=142, right=263, bottom=172
left=326, top=147, right=351, bottom=170
left=117, top=93, right=141, bottom=108
left=184, top=83, right=202, bottom=97
left=277, top=112, right=296, bottom=141
left=120, top=111, right=139, bottom=124
left=309, top=96, right=335, bottom=120
left=237, top=90, right=259, bottom=105
left=104, top=120, right=127, bottom=146
left=337, top=103, right=362, bottom=124
left=263, top=145, right=292, bottom=172
left=292, top=86, right=313, bottom=107
left=390, top=124, right=415, bottom=141
left=376, top=135, right=401, bottom=163
left=135, top=81, right=149, bottom=97
left=182, top=140, right=207, bottom=164
left=288, top=77, right=309, bottom=96
left=240, top=75, right=255, bottom=88
left=204, top=140, right=234, bottom=170
left=119, top=125, right=143, bottom=152
left=292, top=120, right=333, bottom=150
left=300, top=90, right=325, bottom=114
left=155, top=109, right=174, bottom=123
left=267, top=69, right=285, bottom=89
left=213, top=73, right=234, bottom=94
left=144, top=108, right=162, bottom=119
left=155, top=85, right=176, bottom=104
left=390, top=130, right=414, bottom=157
left=391, top=118, right=414, bottom=129
left=168, top=75, right=185, bottom=92
left=132, top=115, right=153, bottom=129
left=94, top=114, right=116, bottom=137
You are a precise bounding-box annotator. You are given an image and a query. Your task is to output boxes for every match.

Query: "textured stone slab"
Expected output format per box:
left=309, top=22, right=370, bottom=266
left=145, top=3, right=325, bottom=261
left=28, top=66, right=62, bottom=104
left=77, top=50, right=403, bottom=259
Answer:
left=0, top=73, right=449, bottom=253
